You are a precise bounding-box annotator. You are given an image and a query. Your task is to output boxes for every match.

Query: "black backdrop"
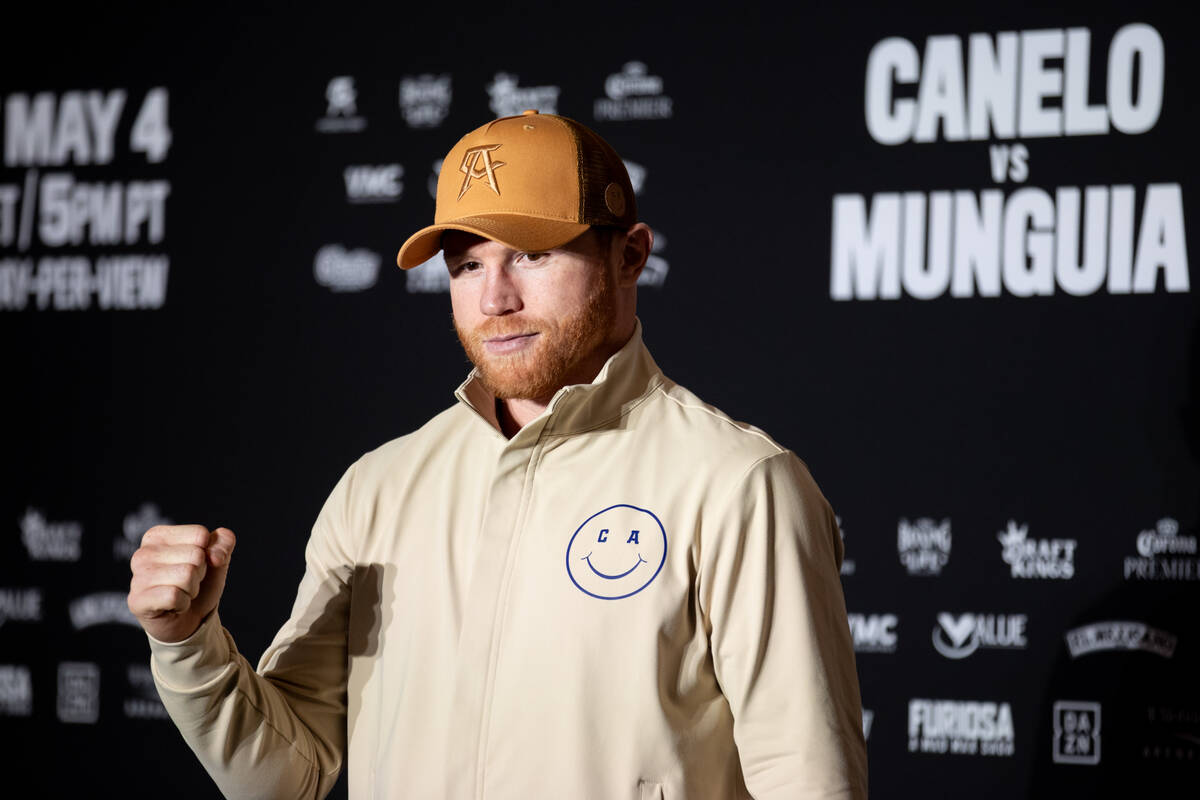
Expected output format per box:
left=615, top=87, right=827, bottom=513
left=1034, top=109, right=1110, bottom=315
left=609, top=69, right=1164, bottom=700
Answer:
left=2, top=4, right=1197, bottom=797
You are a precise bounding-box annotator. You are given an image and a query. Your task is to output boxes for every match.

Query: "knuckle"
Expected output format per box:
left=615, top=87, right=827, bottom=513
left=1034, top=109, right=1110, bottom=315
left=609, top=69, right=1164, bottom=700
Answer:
left=172, top=562, right=199, bottom=585
left=185, top=524, right=210, bottom=543
left=162, top=585, right=189, bottom=611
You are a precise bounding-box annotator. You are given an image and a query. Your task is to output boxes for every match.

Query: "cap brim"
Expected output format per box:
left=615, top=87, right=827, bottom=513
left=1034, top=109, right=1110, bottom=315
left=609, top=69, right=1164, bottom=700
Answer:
left=396, top=214, right=592, bottom=270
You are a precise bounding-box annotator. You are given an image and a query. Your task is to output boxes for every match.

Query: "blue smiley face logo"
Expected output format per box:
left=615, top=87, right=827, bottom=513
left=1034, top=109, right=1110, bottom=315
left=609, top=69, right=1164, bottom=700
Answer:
left=565, top=504, right=667, bottom=600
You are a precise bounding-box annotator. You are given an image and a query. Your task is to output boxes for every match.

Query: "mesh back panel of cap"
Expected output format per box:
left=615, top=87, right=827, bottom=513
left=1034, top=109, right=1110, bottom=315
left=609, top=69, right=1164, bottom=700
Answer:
left=570, top=122, right=637, bottom=227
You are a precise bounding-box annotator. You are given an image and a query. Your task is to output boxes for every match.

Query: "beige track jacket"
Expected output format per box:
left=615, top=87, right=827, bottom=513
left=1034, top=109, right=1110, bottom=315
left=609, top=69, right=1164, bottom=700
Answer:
left=149, top=322, right=868, bottom=799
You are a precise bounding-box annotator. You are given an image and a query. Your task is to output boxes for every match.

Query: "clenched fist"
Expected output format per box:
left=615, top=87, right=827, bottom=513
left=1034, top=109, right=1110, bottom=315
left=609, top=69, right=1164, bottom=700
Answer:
left=127, top=525, right=236, bottom=643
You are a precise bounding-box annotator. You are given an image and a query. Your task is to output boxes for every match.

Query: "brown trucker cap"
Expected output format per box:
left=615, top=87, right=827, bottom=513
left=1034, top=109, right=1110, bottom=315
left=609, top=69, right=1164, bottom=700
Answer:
left=396, top=110, right=637, bottom=269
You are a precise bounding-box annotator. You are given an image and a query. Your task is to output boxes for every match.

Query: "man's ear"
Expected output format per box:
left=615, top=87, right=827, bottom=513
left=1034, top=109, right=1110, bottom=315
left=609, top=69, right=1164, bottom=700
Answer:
left=616, top=223, right=653, bottom=288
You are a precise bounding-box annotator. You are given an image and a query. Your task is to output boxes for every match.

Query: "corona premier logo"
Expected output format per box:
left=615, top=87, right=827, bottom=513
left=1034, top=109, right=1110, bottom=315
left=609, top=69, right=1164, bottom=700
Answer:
left=458, top=144, right=505, bottom=200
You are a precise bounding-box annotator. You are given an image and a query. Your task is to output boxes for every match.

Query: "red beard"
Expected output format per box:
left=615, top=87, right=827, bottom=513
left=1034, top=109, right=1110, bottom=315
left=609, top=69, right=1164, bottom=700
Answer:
left=454, top=266, right=617, bottom=401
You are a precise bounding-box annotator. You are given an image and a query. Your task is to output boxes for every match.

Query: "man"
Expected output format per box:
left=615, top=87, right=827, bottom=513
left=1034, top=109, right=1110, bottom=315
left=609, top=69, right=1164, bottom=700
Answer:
left=128, top=110, right=867, bottom=799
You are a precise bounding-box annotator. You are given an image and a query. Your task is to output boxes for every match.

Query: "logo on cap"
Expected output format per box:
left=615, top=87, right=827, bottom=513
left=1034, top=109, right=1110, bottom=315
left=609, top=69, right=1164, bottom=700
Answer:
left=604, top=183, right=626, bottom=217
left=458, top=144, right=506, bottom=200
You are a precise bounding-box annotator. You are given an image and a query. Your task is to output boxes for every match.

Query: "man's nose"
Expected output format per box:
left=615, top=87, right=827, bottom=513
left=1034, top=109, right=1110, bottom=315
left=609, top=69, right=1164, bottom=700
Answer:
left=480, top=265, right=522, bottom=316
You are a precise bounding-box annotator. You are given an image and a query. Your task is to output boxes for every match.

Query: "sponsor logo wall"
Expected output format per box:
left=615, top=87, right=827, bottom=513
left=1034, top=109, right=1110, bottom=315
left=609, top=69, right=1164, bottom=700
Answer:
left=3, top=7, right=1196, bottom=799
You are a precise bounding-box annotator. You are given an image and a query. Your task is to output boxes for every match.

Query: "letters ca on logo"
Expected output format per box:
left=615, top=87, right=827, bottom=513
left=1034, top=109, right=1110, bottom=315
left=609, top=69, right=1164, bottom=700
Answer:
left=458, top=144, right=505, bottom=200
left=566, top=504, right=667, bottom=600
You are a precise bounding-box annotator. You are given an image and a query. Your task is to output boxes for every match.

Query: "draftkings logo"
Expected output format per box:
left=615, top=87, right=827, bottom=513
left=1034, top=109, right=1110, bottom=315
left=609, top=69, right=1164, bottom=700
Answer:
left=908, top=699, right=1015, bottom=756
left=399, top=74, right=451, bottom=128
left=997, top=520, right=1077, bottom=579
left=1124, top=517, right=1198, bottom=581
left=848, top=613, right=899, bottom=653
left=898, top=517, right=951, bottom=575
left=20, top=507, right=82, bottom=561
left=316, top=76, right=366, bottom=133
left=594, top=61, right=673, bottom=121
left=487, top=73, right=560, bottom=118
left=314, top=245, right=380, bottom=292
left=932, top=612, right=1027, bottom=659
left=1053, top=701, right=1101, bottom=765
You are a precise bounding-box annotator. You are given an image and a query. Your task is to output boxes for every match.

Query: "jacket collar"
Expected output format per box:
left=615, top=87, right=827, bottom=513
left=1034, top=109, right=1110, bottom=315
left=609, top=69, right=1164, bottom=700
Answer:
left=454, top=318, right=664, bottom=438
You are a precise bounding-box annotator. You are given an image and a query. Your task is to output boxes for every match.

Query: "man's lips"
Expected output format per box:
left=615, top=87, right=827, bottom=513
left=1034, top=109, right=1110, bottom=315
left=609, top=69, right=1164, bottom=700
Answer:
left=483, top=332, right=539, bottom=354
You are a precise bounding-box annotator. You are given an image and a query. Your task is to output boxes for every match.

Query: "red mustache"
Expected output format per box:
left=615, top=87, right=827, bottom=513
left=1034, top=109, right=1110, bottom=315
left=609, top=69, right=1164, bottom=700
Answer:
left=471, top=316, right=543, bottom=342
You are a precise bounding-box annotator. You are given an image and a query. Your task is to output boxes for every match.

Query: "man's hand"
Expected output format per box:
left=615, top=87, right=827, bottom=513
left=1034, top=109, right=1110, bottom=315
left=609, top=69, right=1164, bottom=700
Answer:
left=127, top=525, right=236, bottom=643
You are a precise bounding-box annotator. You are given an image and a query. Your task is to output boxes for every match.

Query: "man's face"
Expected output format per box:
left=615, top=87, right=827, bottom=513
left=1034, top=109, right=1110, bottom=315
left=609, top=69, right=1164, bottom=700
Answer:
left=445, top=229, right=619, bottom=401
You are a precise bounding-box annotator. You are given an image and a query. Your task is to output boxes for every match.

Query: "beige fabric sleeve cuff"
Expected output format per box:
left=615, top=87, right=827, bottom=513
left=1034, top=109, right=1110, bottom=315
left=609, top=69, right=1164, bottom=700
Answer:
left=147, top=611, right=238, bottom=691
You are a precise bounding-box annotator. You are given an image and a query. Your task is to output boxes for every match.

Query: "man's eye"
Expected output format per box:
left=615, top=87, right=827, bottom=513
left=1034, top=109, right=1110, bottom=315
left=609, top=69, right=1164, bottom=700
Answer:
left=448, top=261, right=482, bottom=277
left=521, top=252, right=549, bottom=264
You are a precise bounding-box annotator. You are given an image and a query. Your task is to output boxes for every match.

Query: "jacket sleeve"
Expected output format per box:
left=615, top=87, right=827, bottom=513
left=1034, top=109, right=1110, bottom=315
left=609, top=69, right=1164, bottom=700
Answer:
left=147, top=464, right=360, bottom=800
left=699, top=450, right=867, bottom=799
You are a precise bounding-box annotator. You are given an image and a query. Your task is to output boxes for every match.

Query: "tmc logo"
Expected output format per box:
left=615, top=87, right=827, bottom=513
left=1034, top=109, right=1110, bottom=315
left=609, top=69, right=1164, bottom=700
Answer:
left=566, top=504, right=667, bottom=600
left=458, top=144, right=505, bottom=200
left=848, top=613, right=899, bottom=652
left=345, top=164, right=404, bottom=203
